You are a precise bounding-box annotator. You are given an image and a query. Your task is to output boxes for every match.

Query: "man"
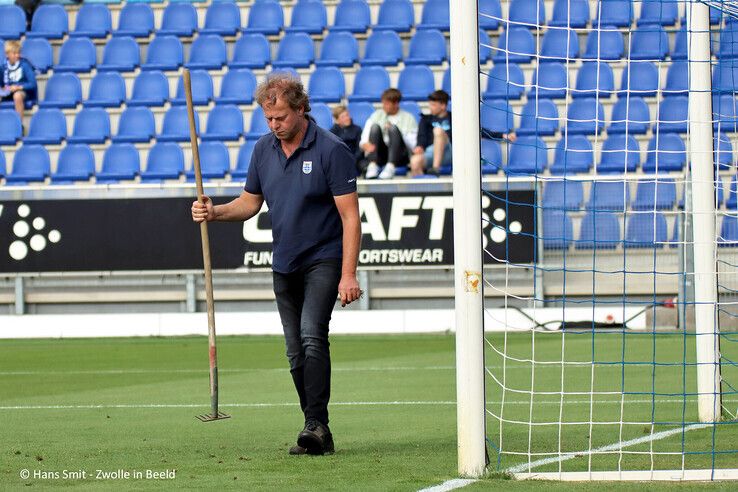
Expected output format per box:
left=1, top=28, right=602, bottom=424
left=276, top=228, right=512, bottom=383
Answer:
left=329, top=105, right=363, bottom=175
left=191, top=74, right=362, bottom=456
left=409, top=90, right=452, bottom=177
left=360, top=88, right=418, bottom=180
left=2, top=40, right=37, bottom=123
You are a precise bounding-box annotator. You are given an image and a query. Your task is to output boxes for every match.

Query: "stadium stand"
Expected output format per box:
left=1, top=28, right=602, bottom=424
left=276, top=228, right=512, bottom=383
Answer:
left=543, top=180, right=585, bottom=210
left=140, top=142, right=185, bottom=182
left=418, top=0, right=451, bottom=31
left=405, top=29, right=447, bottom=66
left=51, top=144, right=96, bottom=184
left=170, top=70, right=213, bottom=106
left=158, top=2, right=198, bottom=37
left=549, top=0, right=589, bottom=27
left=272, top=32, right=315, bottom=69
left=55, top=38, right=97, bottom=73
left=0, top=5, right=26, bottom=40
left=21, top=38, right=53, bottom=74
left=68, top=107, right=111, bottom=145
left=608, top=97, right=651, bottom=135
left=374, top=0, right=415, bottom=32
left=483, top=63, right=526, bottom=100
left=577, top=211, right=621, bottom=249
left=114, top=3, right=155, bottom=39
left=231, top=34, right=271, bottom=69
left=549, top=136, right=593, bottom=174
left=6, top=145, right=50, bottom=184
left=540, top=27, right=579, bottom=63
left=286, top=0, right=328, bottom=34
left=217, top=69, right=257, bottom=106
left=128, top=71, right=169, bottom=108
left=506, top=136, right=548, bottom=175
left=202, top=105, right=244, bottom=142
left=308, top=67, right=346, bottom=103
left=625, top=212, right=668, bottom=248
left=517, top=99, right=559, bottom=136
left=186, top=141, right=230, bottom=180
left=542, top=210, right=574, bottom=249
left=232, top=141, right=257, bottom=180
left=142, top=35, right=184, bottom=72
left=316, top=31, right=359, bottom=67
left=643, top=134, right=688, bottom=173
left=597, top=134, right=641, bottom=173
left=620, top=62, right=660, bottom=98
left=159, top=106, right=200, bottom=142
left=24, top=108, right=67, bottom=145
left=186, top=35, right=228, bottom=71
left=0, top=110, right=23, bottom=146
left=98, top=37, right=140, bottom=73
left=201, top=1, right=241, bottom=36
left=27, top=4, right=68, bottom=40
left=96, top=144, right=141, bottom=183
left=397, top=66, right=436, bottom=101
left=112, top=107, right=156, bottom=144
left=243, top=0, right=284, bottom=35
left=331, top=0, right=371, bottom=33
left=70, top=3, right=112, bottom=39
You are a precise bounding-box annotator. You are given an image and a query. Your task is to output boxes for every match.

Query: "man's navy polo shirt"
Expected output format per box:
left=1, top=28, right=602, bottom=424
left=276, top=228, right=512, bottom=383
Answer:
left=244, top=117, right=358, bottom=274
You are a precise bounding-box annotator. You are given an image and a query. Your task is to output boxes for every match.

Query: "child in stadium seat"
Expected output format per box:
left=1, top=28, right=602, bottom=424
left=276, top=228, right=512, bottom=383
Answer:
left=2, top=40, right=37, bottom=127
left=329, top=105, right=364, bottom=176
left=410, top=90, right=453, bottom=177
left=360, top=88, right=418, bottom=179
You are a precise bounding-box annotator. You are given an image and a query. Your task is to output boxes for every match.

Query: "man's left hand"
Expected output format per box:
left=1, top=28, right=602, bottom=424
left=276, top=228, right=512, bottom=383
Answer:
left=338, top=274, right=362, bottom=307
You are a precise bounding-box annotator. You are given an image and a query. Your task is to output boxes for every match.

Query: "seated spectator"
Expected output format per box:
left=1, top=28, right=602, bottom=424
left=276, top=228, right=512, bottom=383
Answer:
left=2, top=40, right=37, bottom=124
left=360, top=88, right=418, bottom=179
left=330, top=105, right=364, bottom=175
left=410, top=90, right=452, bottom=177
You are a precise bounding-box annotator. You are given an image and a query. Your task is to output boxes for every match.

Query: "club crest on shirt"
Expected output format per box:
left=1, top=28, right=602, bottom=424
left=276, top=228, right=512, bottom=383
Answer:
left=302, top=161, right=312, bottom=174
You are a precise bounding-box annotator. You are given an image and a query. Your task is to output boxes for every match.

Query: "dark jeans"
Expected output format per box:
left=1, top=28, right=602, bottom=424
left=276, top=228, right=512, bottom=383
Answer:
left=366, top=123, right=410, bottom=167
left=273, top=259, right=341, bottom=426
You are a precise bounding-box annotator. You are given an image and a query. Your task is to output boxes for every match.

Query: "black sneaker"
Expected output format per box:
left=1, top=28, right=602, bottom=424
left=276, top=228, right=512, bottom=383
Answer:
left=288, top=444, right=307, bottom=455
left=297, top=419, right=334, bottom=455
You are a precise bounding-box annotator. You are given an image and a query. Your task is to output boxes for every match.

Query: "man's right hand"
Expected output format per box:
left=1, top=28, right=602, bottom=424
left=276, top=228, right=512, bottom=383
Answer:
left=362, top=142, right=376, bottom=154
left=191, top=195, right=214, bottom=223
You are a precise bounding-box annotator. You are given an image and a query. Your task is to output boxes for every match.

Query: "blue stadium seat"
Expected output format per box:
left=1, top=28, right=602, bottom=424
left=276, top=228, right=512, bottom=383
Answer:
left=331, top=0, right=371, bottom=33
left=22, top=38, right=53, bottom=74
left=158, top=2, right=198, bottom=37
left=84, top=72, right=126, bottom=108
left=442, top=68, right=451, bottom=94
left=217, top=69, right=256, bottom=106
left=114, top=3, right=154, bottom=38
left=509, top=0, right=546, bottom=27
left=625, top=212, right=667, bottom=248
left=96, top=144, right=140, bottom=182
left=577, top=211, right=621, bottom=249
left=201, top=1, right=240, bottom=36
left=479, top=29, right=492, bottom=64
left=272, top=32, right=314, bottom=69
left=51, top=144, right=95, bottom=183
left=619, top=62, right=659, bottom=98
left=170, top=70, right=213, bottom=106
left=243, top=0, right=283, bottom=35
left=140, top=142, right=185, bottom=181
left=643, top=134, right=686, bottom=172
left=597, top=134, right=641, bottom=173
left=400, top=101, right=421, bottom=123
left=638, top=0, right=678, bottom=26
left=308, top=67, right=345, bottom=103
left=347, top=101, right=374, bottom=129
left=405, top=29, right=447, bottom=66
left=68, top=107, right=110, bottom=144
left=397, top=66, right=436, bottom=101
left=719, top=215, right=738, bottom=246
left=714, top=132, right=734, bottom=171
left=595, top=0, right=633, bottom=27
left=574, top=62, right=615, bottom=99
left=311, top=102, right=334, bottom=130
left=713, top=59, right=738, bottom=94
left=417, top=0, right=450, bottom=31
left=39, top=73, right=82, bottom=109
left=158, top=106, right=199, bottom=143
left=583, top=27, right=624, bottom=61
left=24, top=108, right=67, bottom=145
left=201, top=105, right=243, bottom=142
left=587, top=180, right=631, bottom=211
left=315, top=31, right=358, bottom=67
left=630, top=26, right=669, bottom=60
left=506, top=136, right=548, bottom=175
left=0, top=150, right=4, bottom=179
left=608, top=97, right=651, bottom=135
left=6, top=145, right=50, bottom=184
left=286, top=0, right=327, bottom=34
left=348, top=66, right=390, bottom=102
left=481, top=100, right=514, bottom=136
left=27, top=5, right=68, bottom=39
left=479, top=0, right=502, bottom=30
left=231, top=34, right=271, bottom=69
left=70, top=4, right=111, bottom=39
left=544, top=180, right=585, bottom=210
left=672, top=25, right=688, bottom=61
left=718, top=21, right=738, bottom=59
left=542, top=210, right=574, bottom=249
left=245, top=106, right=269, bottom=140
left=0, top=109, right=23, bottom=145
left=232, top=140, right=257, bottom=180
left=374, top=0, right=414, bottom=32
left=727, top=176, right=738, bottom=209
left=481, top=138, right=503, bottom=173
left=55, top=38, right=96, bottom=73
left=97, top=36, right=140, bottom=73
left=112, top=107, right=156, bottom=143
left=713, top=95, right=738, bottom=133
left=529, top=63, right=569, bottom=99
left=128, top=71, right=169, bottom=107
left=362, top=31, right=403, bottom=66
left=0, top=5, right=26, bottom=39
left=549, top=135, right=593, bottom=174
left=565, top=98, right=605, bottom=135
left=632, top=179, right=677, bottom=210
left=549, top=0, right=589, bottom=27
left=517, top=99, right=559, bottom=136
left=655, top=96, right=689, bottom=134
left=540, top=28, right=579, bottom=63
left=142, top=35, right=183, bottom=72
left=494, top=28, right=536, bottom=63
left=186, top=141, right=230, bottom=180
left=187, top=35, right=227, bottom=70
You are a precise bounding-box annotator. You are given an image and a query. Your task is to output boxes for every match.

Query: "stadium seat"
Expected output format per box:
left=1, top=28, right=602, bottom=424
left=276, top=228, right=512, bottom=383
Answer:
left=96, top=144, right=140, bottom=182
left=713, top=95, right=738, bottom=133
left=597, top=134, right=641, bottom=173
left=55, top=38, right=97, bottom=73
left=549, top=0, right=590, bottom=27
left=655, top=96, right=689, bottom=134
left=128, top=71, right=169, bottom=107
left=577, top=211, right=621, bottom=249
left=315, top=31, right=359, bottom=67
left=405, top=29, right=447, bottom=66
left=170, top=70, right=213, bottom=106
left=158, top=106, right=199, bottom=143
left=479, top=0, right=502, bottom=30
left=21, top=38, right=53, bottom=74
left=112, top=107, right=156, bottom=143
left=583, top=28, right=624, bottom=61
left=481, top=138, right=503, bottom=173
left=245, top=106, right=269, bottom=140
left=39, top=73, right=82, bottom=109
left=186, top=35, right=227, bottom=70
left=727, top=176, right=738, bottom=209
left=231, top=140, right=256, bottom=180
left=272, top=32, right=314, bottom=69
left=481, top=100, right=514, bottom=136
left=374, top=0, right=414, bottom=32
left=713, top=59, right=738, bottom=94
left=544, top=180, right=585, bottom=210
left=643, top=134, right=687, bottom=173
left=347, top=101, right=374, bottom=129
left=158, top=3, right=198, bottom=37
left=595, top=0, right=633, bottom=27
left=718, top=21, right=738, bottom=59
left=186, top=141, right=230, bottom=180
left=508, top=0, right=546, bottom=28
left=201, top=105, right=243, bottom=142
left=0, top=5, right=26, bottom=39
left=587, top=180, right=631, bottom=212
left=331, top=0, right=371, bottom=33
left=243, top=0, right=284, bottom=35
left=201, top=1, right=241, bottom=36
left=638, top=0, right=678, bottom=26
left=24, top=108, right=67, bottom=145
left=5, top=145, right=50, bottom=184
left=217, top=69, right=257, bottom=106
left=540, top=28, right=579, bottom=63
left=140, top=142, right=185, bottom=181
left=608, top=97, right=651, bottom=135
left=397, top=66, right=436, bottom=102
left=542, top=210, right=574, bottom=249
left=362, top=31, right=403, bottom=67
left=79, top=80, right=118, bottom=121
left=506, top=136, right=548, bottom=175
left=286, top=0, right=327, bottom=34
left=629, top=26, right=670, bottom=60
left=714, top=132, right=734, bottom=171
left=529, top=63, right=569, bottom=99
left=400, top=101, right=421, bottom=123
left=51, top=144, right=95, bottom=183
left=311, top=102, right=334, bottom=130
left=517, top=99, right=559, bottom=136
left=719, top=214, right=738, bottom=246
left=672, top=25, right=688, bottom=61
left=632, top=179, right=677, bottom=210
left=27, top=5, right=68, bottom=39
left=574, top=62, right=615, bottom=99
left=97, top=36, right=140, bottom=73
left=494, top=28, right=536, bottom=63
left=70, top=3, right=111, bottom=39
left=67, top=107, right=110, bottom=144
left=417, top=0, right=450, bottom=31
left=231, top=34, right=271, bottom=69
left=549, top=135, right=593, bottom=174
left=114, top=3, right=154, bottom=38
left=348, top=66, right=390, bottom=103
left=0, top=109, right=22, bottom=145
left=625, top=212, right=668, bottom=248
left=619, top=62, right=659, bottom=98
left=0, top=150, right=4, bottom=179
left=308, top=67, right=345, bottom=103
left=442, top=68, right=451, bottom=94
left=142, top=35, right=183, bottom=72
left=565, top=98, right=605, bottom=136
left=663, top=61, right=689, bottom=97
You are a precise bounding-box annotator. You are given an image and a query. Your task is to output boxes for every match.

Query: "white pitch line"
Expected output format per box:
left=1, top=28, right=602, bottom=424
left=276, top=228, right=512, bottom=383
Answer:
left=417, top=478, right=478, bottom=492
left=0, top=366, right=456, bottom=376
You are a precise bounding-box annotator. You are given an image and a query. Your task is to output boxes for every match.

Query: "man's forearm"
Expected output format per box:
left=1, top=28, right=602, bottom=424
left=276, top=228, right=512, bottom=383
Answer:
left=211, top=193, right=263, bottom=222
left=341, top=215, right=361, bottom=277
